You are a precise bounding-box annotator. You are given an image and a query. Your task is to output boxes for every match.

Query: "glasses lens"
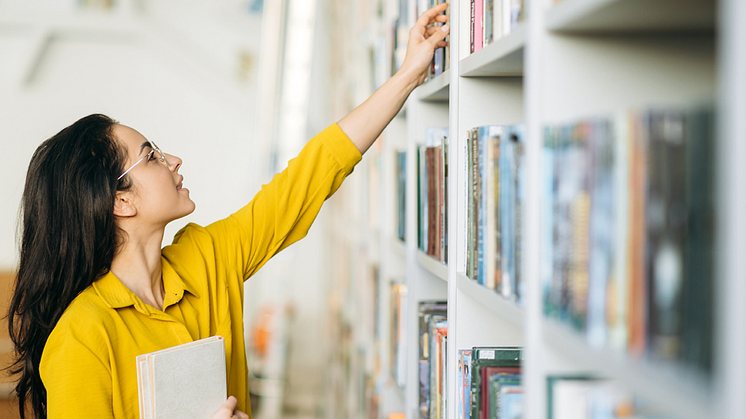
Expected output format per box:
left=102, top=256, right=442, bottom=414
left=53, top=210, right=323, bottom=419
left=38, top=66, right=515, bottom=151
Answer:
left=149, top=141, right=170, bottom=167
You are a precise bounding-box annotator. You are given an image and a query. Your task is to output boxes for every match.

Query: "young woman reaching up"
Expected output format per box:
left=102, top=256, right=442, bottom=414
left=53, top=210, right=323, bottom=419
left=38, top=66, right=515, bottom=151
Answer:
left=7, top=4, right=449, bottom=419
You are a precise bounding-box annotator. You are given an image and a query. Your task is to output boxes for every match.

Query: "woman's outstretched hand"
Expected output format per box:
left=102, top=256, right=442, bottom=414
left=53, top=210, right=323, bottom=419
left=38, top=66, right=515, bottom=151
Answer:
left=399, top=3, right=450, bottom=85
left=211, top=396, right=249, bottom=419
left=336, top=3, right=450, bottom=155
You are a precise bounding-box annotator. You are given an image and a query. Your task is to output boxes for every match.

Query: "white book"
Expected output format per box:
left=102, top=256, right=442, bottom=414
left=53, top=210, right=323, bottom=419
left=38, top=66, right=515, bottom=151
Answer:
left=137, top=336, right=227, bottom=419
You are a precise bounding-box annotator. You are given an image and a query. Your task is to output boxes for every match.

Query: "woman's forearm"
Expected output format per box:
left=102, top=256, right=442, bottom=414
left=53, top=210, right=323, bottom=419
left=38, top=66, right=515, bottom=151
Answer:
left=337, top=69, right=421, bottom=155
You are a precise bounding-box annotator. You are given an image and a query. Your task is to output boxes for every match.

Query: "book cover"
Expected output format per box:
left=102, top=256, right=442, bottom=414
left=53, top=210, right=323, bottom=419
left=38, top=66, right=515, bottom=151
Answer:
left=137, top=336, right=227, bottom=419
left=469, top=347, right=521, bottom=419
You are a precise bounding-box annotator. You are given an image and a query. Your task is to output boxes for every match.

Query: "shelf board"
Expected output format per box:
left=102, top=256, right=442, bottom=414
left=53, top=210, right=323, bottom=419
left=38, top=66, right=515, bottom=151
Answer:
left=459, top=25, right=526, bottom=77
left=456, top=273, right=523, bottom=327
left=546, top=0, right=715, bottom=33
left=542, top=319, right=713, bottom=419
left=415, top=249, right=448, bottom=281
left=416, top=69, right=450, bottom=102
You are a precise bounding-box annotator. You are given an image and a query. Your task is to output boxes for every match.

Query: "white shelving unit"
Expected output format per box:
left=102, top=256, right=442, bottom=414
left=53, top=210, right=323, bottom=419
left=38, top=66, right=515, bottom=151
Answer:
left=323, top=0, right=745, bottom=418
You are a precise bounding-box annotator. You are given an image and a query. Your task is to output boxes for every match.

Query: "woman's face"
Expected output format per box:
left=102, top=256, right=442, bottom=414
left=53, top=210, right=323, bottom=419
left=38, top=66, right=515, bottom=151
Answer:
left=114, top=124, right=196, bottom=227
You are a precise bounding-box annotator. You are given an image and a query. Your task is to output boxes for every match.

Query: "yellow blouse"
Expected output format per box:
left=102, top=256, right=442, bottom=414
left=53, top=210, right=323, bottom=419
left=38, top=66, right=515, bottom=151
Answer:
left=39, top=123, right=361, bottom=419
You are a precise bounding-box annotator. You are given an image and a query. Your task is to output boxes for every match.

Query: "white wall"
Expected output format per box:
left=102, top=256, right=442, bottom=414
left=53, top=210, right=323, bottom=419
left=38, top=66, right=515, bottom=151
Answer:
left=0, top=4, right=263, bottom=269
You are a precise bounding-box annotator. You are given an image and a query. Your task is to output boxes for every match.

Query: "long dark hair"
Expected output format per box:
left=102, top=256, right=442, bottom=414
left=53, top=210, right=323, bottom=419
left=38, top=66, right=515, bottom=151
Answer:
left=6, top=114, right=131, bottom=419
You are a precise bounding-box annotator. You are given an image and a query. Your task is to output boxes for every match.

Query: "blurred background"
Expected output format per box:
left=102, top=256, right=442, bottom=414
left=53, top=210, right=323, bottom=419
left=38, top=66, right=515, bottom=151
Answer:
left=0, top=0, right=344, bottom=418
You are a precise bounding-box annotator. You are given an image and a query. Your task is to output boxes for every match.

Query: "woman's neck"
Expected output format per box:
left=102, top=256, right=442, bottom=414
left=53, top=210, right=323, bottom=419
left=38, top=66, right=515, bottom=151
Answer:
left=110, top=230, right=166, bottom=311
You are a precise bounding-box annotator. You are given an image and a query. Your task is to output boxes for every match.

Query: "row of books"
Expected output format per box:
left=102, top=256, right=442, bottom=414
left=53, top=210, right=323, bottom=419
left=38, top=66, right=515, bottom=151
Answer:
left=471, top=0, right=525, bottom=54
left=542, top=106, right=715, bottom=374
left=417, top=127, right=450, bottom=262
left=549, top=377, right=674, bottom=419
left=458, top=347, right=523, bottom=419
left=418, top=301, right=448, bottom=419
left=465, top=125, right=525, bottom=304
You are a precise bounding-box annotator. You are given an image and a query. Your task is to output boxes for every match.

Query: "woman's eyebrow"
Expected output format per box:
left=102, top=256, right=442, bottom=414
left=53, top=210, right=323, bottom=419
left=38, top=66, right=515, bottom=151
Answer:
left=139, top=141, right=153, bottom=156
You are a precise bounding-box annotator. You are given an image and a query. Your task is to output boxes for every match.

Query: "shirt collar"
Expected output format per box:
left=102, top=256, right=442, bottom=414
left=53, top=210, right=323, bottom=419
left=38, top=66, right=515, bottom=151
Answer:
left=93, top=257, right=200, bottom=310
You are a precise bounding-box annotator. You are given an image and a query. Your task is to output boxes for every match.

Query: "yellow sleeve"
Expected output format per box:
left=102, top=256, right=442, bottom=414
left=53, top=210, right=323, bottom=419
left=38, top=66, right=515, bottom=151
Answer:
left=41, top=324, right=114, bottom=419
left=202, top=123, right=361, bottom=279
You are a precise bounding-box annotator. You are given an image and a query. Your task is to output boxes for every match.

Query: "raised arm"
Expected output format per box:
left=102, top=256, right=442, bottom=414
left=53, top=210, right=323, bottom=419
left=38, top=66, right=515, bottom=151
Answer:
left=337, top=3, right=450, bottom=155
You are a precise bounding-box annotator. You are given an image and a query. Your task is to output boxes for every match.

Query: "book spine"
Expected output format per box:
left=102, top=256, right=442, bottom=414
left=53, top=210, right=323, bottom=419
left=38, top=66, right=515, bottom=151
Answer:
left=442, top=134, right=449, bottom=263
left=474, top=0, right=483, bottom=52
left=471, top=129, right=480, bottom=280
left=493, top=129, right=502, bottom=291
left=427, top=147, right=439, bottom=256
left=477, top=127, right=486, bottom=285
left=470, top=0, right=475, bottom=54
left=627, top=111, right=647, bottom=357
left=436, top=144, right=443, bottom=261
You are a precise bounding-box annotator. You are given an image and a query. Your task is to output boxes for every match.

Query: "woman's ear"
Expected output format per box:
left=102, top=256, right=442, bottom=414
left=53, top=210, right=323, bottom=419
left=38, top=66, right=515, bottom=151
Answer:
left=113, top=191, right=137, bottom=218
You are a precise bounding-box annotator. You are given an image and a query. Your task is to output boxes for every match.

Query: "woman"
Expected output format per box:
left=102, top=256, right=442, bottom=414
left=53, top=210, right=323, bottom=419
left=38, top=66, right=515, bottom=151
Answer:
left=6, top=4, right=449, bottom=419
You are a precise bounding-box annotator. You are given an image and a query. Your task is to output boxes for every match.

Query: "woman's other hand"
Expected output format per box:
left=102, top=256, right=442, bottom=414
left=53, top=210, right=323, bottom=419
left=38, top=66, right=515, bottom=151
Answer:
left=399, top=3, right=450, bottom=86
left=211, top=396, right=250, bottom=419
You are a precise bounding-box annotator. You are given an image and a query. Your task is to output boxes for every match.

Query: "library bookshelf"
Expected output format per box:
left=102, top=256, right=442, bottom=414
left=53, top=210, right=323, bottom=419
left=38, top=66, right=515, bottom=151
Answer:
left=322, top=0, right=745, bottom=418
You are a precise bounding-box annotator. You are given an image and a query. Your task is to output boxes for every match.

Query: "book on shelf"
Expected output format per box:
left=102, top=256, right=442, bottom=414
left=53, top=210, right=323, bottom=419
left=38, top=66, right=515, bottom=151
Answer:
left=464, top=124, right=525, bottom=303
left=418, top=301, right=447, bottom=419
left=396, top=150, right=407, bottom=242
left=541, top=106, right=715, bottom=375
left=389, top=281, right=408, bottom=387
left=457, top=349, right=473, bottom=419
left=418, top=127, right=449, bottom=263
left=469, top=347, right=522, bottom=419
left=136, top=336, right=227, bottom=419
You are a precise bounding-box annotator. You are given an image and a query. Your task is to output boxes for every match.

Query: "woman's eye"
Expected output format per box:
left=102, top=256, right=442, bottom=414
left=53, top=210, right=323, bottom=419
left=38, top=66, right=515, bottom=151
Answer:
left=148, top=152, right=157, bottom=161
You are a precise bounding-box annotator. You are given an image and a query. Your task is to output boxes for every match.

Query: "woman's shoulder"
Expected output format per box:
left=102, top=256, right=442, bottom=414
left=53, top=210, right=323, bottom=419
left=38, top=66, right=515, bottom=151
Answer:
left=52, top=284, right=115, bottom=339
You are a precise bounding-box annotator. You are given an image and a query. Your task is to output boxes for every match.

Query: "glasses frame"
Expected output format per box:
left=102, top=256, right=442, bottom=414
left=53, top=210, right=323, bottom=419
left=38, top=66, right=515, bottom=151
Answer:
left=117, top=140, right=171, bottom=181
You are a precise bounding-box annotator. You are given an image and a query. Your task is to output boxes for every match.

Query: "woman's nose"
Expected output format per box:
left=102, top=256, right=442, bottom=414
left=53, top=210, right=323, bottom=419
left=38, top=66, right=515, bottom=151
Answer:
left=165, top=153, right=182, bottom=171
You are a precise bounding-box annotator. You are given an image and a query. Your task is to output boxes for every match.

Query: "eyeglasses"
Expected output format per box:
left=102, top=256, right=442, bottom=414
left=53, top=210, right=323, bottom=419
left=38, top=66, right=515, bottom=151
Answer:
left=117, top=140, right=171, bottom=181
